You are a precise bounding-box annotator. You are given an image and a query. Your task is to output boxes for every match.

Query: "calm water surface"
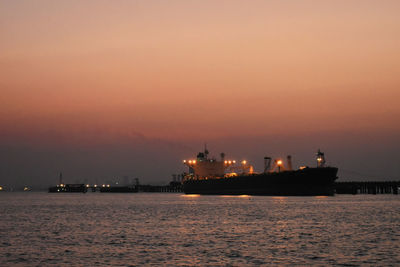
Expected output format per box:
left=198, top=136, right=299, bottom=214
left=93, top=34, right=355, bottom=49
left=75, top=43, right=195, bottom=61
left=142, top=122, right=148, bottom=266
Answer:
left=1, top=192, right=399, bottom=266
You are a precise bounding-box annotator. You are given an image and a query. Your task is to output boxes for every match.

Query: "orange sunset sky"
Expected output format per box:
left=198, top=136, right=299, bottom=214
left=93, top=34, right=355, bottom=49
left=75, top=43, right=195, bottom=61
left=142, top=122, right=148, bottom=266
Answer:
left=1, top=1, right=399, bottom=187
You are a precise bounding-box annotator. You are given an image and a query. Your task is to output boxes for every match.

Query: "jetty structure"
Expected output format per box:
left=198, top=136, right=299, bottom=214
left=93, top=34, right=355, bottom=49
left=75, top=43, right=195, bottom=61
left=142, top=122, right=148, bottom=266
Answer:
left=48, top=173, right=87, bottom=193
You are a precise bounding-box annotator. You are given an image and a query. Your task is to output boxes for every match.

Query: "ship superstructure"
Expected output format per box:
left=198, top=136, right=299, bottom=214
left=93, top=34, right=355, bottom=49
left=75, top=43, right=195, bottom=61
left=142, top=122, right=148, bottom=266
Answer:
left=183, top=148, right=254, bottom=180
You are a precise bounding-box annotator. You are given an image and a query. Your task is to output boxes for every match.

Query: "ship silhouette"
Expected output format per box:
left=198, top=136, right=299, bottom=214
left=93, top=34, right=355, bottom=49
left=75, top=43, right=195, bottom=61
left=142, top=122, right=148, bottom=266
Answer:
left=182, top=149, right=338, bottom=196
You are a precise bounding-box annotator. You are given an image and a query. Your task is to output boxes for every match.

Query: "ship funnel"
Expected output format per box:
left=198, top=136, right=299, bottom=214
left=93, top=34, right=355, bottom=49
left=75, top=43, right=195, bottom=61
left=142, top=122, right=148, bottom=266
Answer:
left=264, top=157, right=271, bottom=173
left=316, top=149, right=326, bottom=167
left=220, top=153, right=225, bottom=161
left=287, top=155, right=293, bottom=171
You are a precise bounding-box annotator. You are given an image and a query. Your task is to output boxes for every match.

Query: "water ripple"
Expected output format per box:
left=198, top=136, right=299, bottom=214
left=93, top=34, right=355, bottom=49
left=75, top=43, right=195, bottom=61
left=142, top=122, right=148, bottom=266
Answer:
left=0, top=193, right=399, bottom=266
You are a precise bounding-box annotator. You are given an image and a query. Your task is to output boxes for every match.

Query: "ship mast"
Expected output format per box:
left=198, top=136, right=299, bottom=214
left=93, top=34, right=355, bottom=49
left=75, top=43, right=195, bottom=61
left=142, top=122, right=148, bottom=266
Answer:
left=204, top=143, right=209, bottom=159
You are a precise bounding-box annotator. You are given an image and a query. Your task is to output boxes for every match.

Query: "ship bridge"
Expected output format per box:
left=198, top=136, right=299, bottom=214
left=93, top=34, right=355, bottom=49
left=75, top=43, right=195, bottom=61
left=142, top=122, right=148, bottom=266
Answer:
left=183, top=149, right=253, bottom=179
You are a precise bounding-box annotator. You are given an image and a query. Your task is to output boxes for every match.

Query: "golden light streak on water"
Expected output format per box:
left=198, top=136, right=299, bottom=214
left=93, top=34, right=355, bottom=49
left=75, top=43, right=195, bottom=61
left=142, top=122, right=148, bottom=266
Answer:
left=219, top=195, right=251, bottom=198
left=271, top=196, right=288, bottom=200
left=180, top=194, right=201, bottom=197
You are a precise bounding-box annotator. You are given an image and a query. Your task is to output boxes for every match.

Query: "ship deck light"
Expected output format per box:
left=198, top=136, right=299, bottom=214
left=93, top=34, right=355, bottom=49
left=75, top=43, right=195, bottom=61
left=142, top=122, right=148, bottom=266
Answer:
left=242, top=160, right=247, bottom=165
left=277, top=160, right=283, bottom=166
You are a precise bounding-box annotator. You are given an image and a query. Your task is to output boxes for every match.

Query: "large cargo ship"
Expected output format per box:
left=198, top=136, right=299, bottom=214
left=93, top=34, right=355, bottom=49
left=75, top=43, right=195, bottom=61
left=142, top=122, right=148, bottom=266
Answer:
left=182, top=149, right=338, bottom=196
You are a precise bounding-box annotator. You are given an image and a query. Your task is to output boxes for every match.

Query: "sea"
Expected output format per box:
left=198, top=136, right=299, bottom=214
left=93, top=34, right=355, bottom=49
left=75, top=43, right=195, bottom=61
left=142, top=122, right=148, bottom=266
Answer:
left=1, top=192, right=399, bottom=266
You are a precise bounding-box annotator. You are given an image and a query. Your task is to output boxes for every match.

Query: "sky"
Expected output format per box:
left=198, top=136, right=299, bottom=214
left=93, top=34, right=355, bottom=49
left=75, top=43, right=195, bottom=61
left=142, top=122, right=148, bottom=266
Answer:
left=1, top=0, right=400, bottom=188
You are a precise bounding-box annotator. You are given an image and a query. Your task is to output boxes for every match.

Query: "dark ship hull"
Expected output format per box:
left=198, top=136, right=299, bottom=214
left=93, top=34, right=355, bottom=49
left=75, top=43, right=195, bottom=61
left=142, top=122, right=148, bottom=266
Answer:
left=183, top=167, right=338, bottom=196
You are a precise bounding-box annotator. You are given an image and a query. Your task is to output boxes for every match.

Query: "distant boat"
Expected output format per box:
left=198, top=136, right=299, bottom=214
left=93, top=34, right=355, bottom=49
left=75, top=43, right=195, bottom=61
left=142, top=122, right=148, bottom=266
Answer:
left=181, top=149, right=338, bottom=196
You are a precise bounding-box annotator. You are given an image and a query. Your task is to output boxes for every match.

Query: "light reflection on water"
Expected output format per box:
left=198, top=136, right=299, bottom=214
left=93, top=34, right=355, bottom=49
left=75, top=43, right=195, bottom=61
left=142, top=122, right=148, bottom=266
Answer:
left=1, top=193, right=399, bottom=266
left=219, top=195, right=250, bottom=198
left=180, top=194, right=201, bottom=198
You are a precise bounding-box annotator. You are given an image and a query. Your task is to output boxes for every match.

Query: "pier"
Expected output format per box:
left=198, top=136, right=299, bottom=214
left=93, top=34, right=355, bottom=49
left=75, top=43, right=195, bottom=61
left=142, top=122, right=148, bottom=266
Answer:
left=334, top=181, right=400, bottom=195
left=48, top=181, right=399, bottom=195
left=84, top=181, right=183, bottom=193
left=138, top=183, right=182, bottom=193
